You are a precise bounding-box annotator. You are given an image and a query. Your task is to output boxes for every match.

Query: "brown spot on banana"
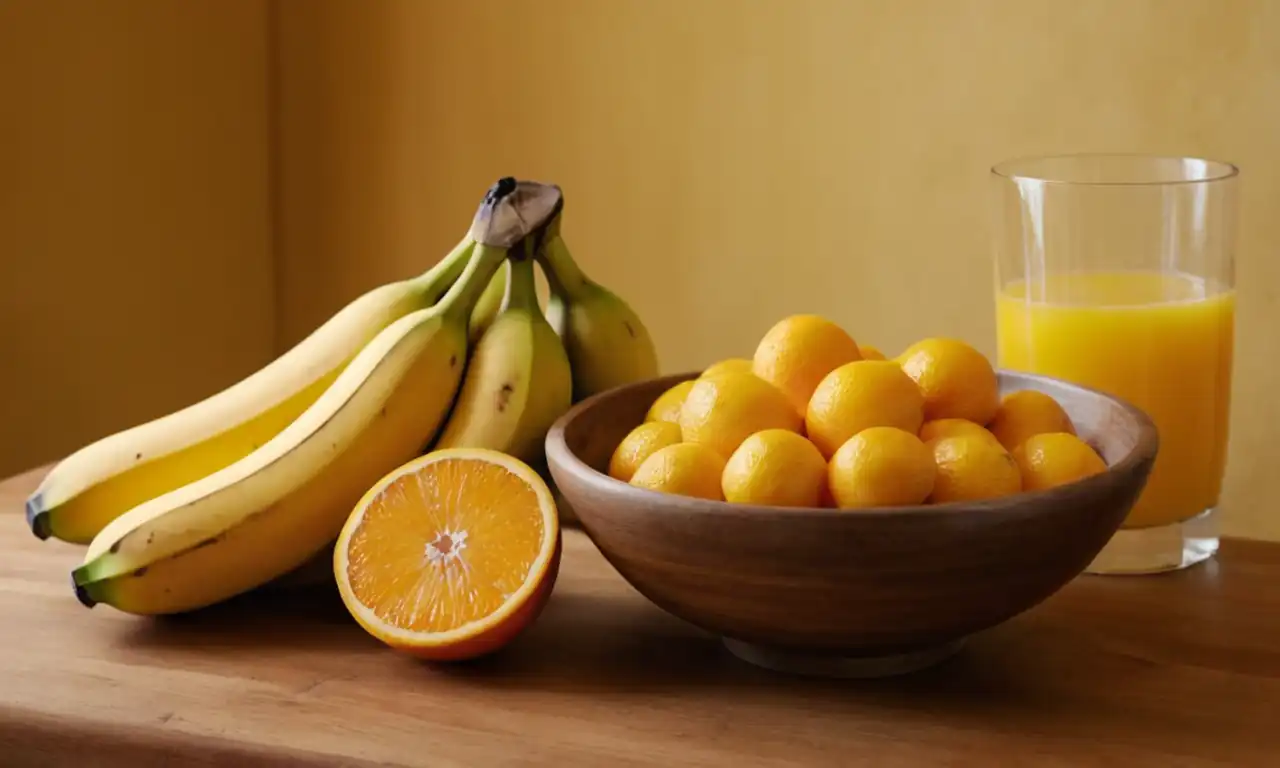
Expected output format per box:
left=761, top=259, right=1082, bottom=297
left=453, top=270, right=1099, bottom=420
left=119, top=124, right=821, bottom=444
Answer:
left=497, top=383, right=515, bottom=413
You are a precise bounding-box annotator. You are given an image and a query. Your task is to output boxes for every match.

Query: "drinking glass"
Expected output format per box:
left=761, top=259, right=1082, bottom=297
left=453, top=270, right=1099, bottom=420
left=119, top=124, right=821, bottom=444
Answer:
left=990, top=154, right=1238, bottom=575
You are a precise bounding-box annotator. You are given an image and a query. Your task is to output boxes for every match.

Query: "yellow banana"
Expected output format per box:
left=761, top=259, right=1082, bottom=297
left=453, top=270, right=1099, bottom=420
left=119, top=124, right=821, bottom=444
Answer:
left=72, top=177, right=563, bottom=615
left=26, top=237, right=475, bottom=544
left=539, top=217, right=659, bottom=401
left=435, top=254, right=572, bottom=465
left=467, top=260, right=509, bottom=344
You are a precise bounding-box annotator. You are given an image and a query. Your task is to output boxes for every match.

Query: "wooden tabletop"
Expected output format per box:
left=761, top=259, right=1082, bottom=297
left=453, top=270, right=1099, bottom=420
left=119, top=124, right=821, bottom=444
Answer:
left=2, top=466, right=1278, bottom=766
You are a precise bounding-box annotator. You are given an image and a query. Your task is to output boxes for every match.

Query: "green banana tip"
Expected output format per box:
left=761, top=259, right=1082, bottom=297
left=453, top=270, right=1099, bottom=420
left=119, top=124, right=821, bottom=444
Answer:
left=529, top=206, right=563, bottom=257
left=508, top=234, right=538, bottom=263
left=542, top=208, right=564, bottom=240
left=25, top=494, right=51, bottom=541
left=70, top=571, right=99, bottom=609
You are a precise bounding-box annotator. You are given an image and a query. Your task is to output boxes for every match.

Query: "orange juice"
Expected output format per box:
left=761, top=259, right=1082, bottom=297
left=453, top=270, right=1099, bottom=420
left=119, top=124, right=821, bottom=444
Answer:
left=996, top=271, right=1234, bottom=529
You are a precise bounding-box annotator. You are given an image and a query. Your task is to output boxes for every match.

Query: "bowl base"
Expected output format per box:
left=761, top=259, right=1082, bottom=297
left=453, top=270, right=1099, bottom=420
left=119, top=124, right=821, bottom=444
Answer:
left=723, top=637, right=965, bottom=679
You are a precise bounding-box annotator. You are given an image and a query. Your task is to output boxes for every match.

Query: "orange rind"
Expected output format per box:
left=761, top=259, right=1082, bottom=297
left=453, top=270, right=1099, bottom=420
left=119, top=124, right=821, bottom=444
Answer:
left=334, top=448, right=560, bottom=661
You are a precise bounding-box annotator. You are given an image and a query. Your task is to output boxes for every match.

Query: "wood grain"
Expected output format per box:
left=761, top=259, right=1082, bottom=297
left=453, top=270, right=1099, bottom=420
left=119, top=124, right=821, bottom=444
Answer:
left=2, top=466, right=1280, bottom=766
left=547, top=371, right=1156, bottom=658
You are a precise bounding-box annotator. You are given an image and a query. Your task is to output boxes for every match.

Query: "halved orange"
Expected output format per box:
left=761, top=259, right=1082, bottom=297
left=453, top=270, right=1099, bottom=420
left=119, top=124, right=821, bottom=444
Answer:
left=334, top=448, right=561, bottom=661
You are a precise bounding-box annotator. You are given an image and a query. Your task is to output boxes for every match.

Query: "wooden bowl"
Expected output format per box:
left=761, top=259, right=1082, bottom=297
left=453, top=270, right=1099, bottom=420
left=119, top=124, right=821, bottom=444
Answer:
left=545, top=371, right=1158, bottom=678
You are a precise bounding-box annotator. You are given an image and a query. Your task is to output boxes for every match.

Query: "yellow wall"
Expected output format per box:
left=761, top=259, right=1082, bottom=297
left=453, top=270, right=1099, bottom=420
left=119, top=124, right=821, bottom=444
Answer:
left=4, top=1, right=1278, bottom=540
left=0, top=1, right=276, bottom=477
left=273, top=0, right=1280, bottom=539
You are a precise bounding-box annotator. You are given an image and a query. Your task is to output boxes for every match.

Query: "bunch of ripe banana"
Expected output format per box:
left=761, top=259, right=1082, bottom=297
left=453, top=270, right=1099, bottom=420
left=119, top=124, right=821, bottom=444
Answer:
left=25, top=177, right=659, bottom=616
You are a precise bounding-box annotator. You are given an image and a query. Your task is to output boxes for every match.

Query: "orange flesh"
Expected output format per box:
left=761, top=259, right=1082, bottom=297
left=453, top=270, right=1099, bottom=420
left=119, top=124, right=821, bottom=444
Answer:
left=344, top=458, right=546, bottom=634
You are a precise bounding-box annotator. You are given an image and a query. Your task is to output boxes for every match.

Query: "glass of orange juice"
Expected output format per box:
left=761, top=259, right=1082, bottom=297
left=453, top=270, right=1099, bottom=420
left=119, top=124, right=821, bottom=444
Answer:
left=991, top=154, right=1238, bottom=575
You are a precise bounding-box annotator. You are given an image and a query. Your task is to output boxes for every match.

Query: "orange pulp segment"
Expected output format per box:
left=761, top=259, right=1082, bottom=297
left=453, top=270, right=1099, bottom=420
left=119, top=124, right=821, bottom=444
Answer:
left=334, top=448, right=560, bottom=660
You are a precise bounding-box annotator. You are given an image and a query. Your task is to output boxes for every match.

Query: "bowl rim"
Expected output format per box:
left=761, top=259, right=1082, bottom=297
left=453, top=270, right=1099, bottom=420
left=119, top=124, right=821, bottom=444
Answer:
left=545, top=369, right=1160, bottom=521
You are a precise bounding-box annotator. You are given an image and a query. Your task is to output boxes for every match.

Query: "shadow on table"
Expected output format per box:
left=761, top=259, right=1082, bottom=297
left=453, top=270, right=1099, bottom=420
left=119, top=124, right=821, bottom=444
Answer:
left=114, top=581, right=366, bottom=655
left=414, top=584, right=1073, bottom=711
left=108, top=558, right=1115, bottom=725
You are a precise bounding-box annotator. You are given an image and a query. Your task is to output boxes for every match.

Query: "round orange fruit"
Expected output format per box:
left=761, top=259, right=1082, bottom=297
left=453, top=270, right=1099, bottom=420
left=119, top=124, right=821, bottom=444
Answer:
left=646, top=379, right=696, bottom=424
left=721, top=429, right=828, bottom=507
left=897, top=338, right=1000, bottom=424
left=701, top=358, right=754, bottom=378
left=987, top=390, right=1076, bottom=452
left=752, top=314, right=863, bottom=416
left=828, top=427, right=936, bottom=508
left=609, top=421, right=684, bottom=482
left=1012, top=432, right=1107, bottom=492
left=334, top=448, right=560, bottom=661
left=679, top=371, right=802, bottom=460
left=629, top=442, right=727, bottom=501
left=929, top=434, right=1022, bottom=504
left=918, top=418, right=1002, bottom=448
left=805, top=360, right=925, bottom=458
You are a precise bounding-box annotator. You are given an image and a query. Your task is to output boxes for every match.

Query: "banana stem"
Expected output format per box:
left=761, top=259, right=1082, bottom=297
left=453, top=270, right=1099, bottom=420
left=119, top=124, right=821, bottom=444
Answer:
left=408, top=236, right=475, bottom=299
left=538, top=235, right=589, bottom=298
left=470, top=178, right=563, bottom=249
left=439, top=177, right=562, bottom=319
left=502, top=255, right=539, bottom=314
left=437, top=243, right=509, bottom=323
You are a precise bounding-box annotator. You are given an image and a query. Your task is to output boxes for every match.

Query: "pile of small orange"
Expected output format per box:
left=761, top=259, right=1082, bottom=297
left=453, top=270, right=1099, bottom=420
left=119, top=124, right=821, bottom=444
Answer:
left=609, top=315, right=1107, bottom=508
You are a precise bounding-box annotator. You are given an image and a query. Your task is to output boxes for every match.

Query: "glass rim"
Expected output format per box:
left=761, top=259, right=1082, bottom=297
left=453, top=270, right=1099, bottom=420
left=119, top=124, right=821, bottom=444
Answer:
left=990, top=152, right=1239, bottom=187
